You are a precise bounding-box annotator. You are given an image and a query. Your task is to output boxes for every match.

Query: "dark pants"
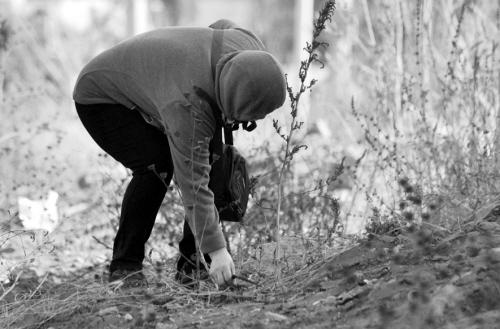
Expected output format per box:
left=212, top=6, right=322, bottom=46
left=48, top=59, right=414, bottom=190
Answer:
left=75, top=103, right=198, bottom=272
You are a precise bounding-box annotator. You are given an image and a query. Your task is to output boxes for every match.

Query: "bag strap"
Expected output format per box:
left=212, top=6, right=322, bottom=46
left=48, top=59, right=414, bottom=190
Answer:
left=193, top=86, right=225, bottom=162
left=209, top=29, right=235, bottom=149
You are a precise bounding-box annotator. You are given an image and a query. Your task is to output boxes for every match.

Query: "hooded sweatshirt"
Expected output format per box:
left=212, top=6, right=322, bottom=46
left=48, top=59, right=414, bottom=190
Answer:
left=73, top=19, right=286, bottom=254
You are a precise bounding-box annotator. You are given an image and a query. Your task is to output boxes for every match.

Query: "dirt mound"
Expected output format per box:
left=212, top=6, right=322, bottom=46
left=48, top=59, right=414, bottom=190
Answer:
left=271, top=220, right=500, bottom=329
left=2, top=216, right=499, bottom=329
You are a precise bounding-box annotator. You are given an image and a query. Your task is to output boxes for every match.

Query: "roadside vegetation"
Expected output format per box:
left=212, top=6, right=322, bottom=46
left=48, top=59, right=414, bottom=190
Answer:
left=1, top=1, right=500, bottom=328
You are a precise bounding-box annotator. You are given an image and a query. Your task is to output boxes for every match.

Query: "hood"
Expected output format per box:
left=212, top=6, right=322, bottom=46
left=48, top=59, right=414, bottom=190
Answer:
left=215, top=50, right=286, bottom=122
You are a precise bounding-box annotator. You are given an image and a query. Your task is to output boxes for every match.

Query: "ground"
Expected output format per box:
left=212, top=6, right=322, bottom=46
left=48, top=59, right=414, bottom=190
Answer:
left=1, top=206, right=500, bottom=329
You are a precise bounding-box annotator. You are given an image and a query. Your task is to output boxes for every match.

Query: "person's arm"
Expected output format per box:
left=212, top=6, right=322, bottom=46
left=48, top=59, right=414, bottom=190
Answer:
left=209, top=19, right=240, bottom=30
left=161, top=98, right=234, bottom=285
left=163, top=100, right=223, bottom=253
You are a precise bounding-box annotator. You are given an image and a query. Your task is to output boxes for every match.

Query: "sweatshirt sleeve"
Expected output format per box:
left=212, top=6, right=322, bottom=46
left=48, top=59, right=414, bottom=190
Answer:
left=160, top=98, right=226, bottom=254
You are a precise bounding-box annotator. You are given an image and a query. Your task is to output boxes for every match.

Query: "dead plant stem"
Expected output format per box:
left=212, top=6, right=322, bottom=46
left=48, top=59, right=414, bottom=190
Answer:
left=274, top=0, right=336, bottom=283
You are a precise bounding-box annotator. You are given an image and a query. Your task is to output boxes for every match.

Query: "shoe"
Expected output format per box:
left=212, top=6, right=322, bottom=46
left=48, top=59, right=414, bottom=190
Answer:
left=108, top=268, right=148, bottom=288
left=175, top=253, right=211, bottom=287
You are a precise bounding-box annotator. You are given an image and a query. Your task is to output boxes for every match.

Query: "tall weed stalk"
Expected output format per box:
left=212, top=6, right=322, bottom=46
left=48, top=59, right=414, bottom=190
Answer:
left=273, top=0, right=336, bottom=276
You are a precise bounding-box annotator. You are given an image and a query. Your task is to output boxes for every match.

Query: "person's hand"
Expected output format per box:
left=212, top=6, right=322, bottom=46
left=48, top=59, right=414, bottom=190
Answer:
left=208, top=247, right=235, bottom=286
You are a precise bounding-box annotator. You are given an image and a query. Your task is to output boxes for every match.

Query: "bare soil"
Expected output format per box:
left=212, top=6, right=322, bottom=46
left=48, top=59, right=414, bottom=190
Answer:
left=2, top=213, right=500, bottom=329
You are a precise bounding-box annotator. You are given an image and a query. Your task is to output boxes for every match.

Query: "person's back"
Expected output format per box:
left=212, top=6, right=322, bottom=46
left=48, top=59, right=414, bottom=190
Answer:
left=74, top=24, right=265, bottom=120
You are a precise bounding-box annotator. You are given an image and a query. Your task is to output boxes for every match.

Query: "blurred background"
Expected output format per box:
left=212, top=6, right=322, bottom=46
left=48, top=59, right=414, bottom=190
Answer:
left=1, top=0, right=499, bottom=279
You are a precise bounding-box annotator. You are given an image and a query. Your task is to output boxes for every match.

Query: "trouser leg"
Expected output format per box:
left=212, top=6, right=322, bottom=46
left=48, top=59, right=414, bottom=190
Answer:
left=75, top=102, right=173, bottom=272
left=109, top=170, right=168, bottom=272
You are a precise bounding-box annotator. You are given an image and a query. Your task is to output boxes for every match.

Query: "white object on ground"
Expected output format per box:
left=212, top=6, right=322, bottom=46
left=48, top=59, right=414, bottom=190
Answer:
left=18, top=190, right=59, bottom=232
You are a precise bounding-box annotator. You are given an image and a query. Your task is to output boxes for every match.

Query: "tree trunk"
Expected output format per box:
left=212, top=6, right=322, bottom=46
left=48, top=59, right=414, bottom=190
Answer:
left=395, top=0, right=404, bottom=115
left=126, top=0, right=150, bottom=36
left=494, top=6, right=500, bottom=164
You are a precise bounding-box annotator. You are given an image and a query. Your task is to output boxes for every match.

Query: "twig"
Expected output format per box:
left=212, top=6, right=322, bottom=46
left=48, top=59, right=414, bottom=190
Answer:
left=27, top=273, right=49, bottom=300
left=92, top=236, right=112, bottom=250
left=421, top=221, right=451, bottom=232
left=0, top=271, right=23, bottom=302
left=362, top=0, right=376, bottom=46
left=232, top=274, right=258, bottom=286
left=187, top=290, right=257, bottom=300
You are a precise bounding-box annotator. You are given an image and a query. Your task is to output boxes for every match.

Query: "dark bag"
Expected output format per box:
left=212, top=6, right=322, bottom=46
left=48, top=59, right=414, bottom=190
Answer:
left=208, top=144, right=250, bottom=222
